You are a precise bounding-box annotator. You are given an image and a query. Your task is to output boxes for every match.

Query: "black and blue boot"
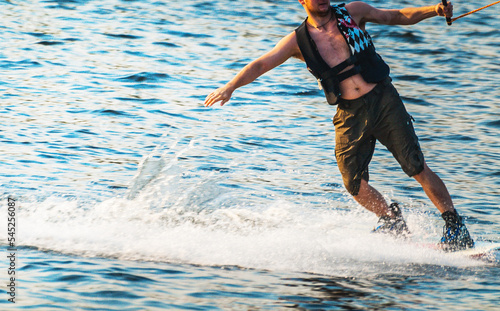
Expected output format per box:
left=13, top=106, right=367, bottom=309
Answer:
left=438, top=210, right=474, bottom=252
left=373, top=203, right=410, bottom=237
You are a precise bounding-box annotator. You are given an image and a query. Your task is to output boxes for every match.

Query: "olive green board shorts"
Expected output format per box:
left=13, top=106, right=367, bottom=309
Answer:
left=333, top=77, right=425, bottom=196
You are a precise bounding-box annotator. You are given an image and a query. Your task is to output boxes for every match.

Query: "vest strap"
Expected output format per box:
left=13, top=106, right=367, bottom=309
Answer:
left=318, top=55, right=357, bottom=82
left=337, top=65, right=361, bottom=82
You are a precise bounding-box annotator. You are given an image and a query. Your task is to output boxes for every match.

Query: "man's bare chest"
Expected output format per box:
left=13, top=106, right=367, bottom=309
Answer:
left=309, top=27, right=351, bottom=68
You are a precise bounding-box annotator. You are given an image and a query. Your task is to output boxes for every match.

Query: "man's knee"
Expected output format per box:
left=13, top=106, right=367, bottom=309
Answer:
left=412, top=162, right=433, bottom=183
left=340, top=169, right=369, bottom=196
left=343, top=178, right=362, bottom=196
left=401, top=146, right=425, bottom=177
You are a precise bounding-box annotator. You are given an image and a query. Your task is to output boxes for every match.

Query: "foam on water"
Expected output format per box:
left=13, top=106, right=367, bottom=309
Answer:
left=15, top=199, right=485, bottom=277
left=8, top=141, right=486, bottom=278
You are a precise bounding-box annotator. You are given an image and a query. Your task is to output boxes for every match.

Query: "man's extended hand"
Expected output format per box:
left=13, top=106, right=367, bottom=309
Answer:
left=204, top=84, right=234, bottom=107
left=435, top=1, right=453, bottom=17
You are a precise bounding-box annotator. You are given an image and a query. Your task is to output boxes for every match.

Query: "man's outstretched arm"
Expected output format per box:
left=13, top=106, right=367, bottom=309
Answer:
left=348, top=1, right=453, bottom=27
left=204, top=32, right=301, bottom=107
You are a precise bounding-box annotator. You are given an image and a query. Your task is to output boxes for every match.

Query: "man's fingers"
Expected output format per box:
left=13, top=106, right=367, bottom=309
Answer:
left=204, top=90, right=230, bottom=107
left=445, top=2, right=453, bottom=17
left=204, top=92, right=219, bottom=107
left=204, top=86, right=233, bottom=107
left=437, top=1, right=453, bottom=17
left=205, top=98, right=216, bottom=107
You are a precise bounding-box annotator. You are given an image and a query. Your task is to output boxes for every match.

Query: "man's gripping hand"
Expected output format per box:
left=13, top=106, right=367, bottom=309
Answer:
left=435, top=1, right=453, bottom=18
left=204, top=84, right=234, bottom=107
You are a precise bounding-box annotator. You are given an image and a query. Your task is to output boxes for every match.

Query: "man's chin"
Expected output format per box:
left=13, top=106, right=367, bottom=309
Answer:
left=317, top=3, right=331, bottom=15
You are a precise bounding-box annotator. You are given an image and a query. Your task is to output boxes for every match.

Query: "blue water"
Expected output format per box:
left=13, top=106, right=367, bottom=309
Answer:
left=1, top=0, right=499, bottom=309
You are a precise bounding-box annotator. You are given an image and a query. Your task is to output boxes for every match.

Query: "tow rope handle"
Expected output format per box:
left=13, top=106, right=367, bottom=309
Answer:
left=442, top=0, right=452, bottom=26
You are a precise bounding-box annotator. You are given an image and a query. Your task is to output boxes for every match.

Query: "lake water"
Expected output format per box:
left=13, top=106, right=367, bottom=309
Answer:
left=1, top=0, right=499, bottom=309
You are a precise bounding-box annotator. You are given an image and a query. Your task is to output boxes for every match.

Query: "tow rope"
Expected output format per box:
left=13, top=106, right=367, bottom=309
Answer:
left=444, top=0, right=500, bottom=25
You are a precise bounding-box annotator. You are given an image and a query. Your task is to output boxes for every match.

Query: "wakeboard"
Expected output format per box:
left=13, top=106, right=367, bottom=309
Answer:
left=453, top=242, right=500, bottom=261
left=415, top=241, right=500, bottom=261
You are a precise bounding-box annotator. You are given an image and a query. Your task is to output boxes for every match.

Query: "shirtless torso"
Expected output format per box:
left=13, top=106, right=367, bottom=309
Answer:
left=299, top=5, right=377, bottom=100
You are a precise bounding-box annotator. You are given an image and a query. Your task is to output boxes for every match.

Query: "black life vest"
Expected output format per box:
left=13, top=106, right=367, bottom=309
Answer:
left=295, top=4, right=390, bottom=105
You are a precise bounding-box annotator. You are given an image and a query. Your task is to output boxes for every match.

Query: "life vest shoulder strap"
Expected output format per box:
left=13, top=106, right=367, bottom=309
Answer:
left=295, top=20, right=358, bottom=82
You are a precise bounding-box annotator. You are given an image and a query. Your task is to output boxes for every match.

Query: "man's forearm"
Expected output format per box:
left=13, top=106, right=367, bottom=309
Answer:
left=356, top=1, right=452, bottom=27
left=203, top=60, right=268, bottom=107
left=391, top=5, right=439, bottom=25
left=226, top=59, right=268, bottom=92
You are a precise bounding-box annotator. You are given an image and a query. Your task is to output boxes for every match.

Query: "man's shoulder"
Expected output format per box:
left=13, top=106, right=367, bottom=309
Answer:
left=345, top=1, right=376, bottom=23
left=345, top=1, right=373, bottom=14
left=345, top=1, right=370, bottom=9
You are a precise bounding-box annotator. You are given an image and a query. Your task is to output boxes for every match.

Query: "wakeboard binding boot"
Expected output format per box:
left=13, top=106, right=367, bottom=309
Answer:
left=373, top=203, right=410, bottom=238
left=438, top=209, right=474, bottom=252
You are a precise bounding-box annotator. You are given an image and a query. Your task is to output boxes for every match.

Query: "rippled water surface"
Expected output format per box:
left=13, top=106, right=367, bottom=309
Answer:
left=1, top=0, right=499, bottom=309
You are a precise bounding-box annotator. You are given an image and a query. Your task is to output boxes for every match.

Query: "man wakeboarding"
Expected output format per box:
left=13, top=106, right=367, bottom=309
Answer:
left=204, top=0, right=474, bottom=252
